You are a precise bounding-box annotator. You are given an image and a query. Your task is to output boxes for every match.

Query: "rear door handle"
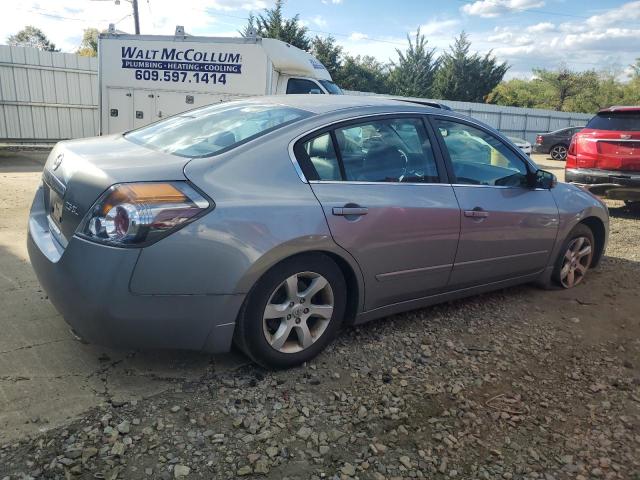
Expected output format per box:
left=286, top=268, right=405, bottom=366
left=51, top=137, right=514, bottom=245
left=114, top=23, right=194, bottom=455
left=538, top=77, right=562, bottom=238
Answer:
left=333, top=206, right=368, bottom=216
left=464, top=208, right=489, bottom=218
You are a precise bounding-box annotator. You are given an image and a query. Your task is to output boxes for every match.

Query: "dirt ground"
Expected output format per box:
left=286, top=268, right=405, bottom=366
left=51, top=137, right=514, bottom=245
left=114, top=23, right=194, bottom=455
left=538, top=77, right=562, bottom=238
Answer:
left=0, top=151, right=247, bottom=445
left=0, top=152, right=639, bottom=479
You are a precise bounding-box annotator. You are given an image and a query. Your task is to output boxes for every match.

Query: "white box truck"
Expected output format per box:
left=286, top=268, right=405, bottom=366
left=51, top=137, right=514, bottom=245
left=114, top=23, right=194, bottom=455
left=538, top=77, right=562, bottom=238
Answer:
left=98, top=26, right=342, bottom=134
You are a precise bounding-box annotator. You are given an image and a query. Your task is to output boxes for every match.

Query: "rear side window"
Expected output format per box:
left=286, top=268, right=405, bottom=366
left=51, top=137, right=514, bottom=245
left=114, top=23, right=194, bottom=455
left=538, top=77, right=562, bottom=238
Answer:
left=586, top=112, right=640, bottom=131
left=301, top=133, right=342, bottom=181
left=287, top=78, right=323, bottom=94
left=125, top=102, right=310, bottom=158
left=297, top=118, right=440, bottom=183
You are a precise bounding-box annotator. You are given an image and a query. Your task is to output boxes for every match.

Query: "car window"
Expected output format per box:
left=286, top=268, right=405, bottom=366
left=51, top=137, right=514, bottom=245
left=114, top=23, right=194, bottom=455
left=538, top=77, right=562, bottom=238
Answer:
left=435, top=119, right=529, bottom=187
left=300, top=133, right=342, bottom=181
left=287, top=78, right=323, bottom=94
left=586, top=112, right=640, bottom=131
left=334, top=118, right=439, bottom=183
left=125, top=103, right=310, bottom=158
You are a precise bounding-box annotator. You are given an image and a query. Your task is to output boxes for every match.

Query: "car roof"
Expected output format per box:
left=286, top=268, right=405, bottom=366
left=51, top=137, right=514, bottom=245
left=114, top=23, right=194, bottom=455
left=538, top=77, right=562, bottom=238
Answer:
left=254, top=94, right=447, bottom=115
left=598, top=106, right=640, bottom=113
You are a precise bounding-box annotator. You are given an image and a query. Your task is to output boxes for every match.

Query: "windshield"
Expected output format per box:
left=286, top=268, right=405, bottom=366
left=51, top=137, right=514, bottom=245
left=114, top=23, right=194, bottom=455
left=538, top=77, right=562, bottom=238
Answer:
left=586, top=112, right=640, bottom=132
left=125, top=102, right=311, bottom=158
left=319, top=80, right=343, bottom=95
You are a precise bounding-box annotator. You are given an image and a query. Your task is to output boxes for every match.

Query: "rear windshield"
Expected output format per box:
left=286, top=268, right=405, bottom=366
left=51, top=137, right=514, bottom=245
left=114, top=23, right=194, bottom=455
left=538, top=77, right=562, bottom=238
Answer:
left=125, top=102, right=311, bottom=158
left=586, top=112, right=640, bottom=132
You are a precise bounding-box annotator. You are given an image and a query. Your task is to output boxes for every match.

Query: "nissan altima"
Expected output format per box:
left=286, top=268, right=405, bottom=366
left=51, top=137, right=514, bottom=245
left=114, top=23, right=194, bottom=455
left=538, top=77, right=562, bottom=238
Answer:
left=28, top=96, right=609, bottom=368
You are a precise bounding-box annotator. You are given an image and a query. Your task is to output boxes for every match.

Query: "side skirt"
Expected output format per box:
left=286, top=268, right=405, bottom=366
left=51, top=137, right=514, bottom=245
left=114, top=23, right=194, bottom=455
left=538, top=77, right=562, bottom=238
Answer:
left=353, top=271, right=543, bottom=325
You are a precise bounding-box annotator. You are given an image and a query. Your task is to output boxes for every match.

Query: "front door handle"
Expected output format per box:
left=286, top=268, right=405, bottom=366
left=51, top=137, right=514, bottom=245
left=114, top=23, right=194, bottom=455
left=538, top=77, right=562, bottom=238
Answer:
left=464, top=208, right=489, bottom=218
left=333, top=206, right=368, bottom=216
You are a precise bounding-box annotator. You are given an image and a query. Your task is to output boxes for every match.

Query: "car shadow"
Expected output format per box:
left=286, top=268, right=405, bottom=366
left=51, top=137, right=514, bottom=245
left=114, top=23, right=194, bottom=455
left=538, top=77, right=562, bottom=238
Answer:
left=607, top=202, right=640, bottom=219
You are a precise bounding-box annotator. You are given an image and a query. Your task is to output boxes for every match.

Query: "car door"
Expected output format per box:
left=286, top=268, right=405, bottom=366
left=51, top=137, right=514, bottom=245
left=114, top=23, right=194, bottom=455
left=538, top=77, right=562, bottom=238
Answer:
left=431, top=116, right=559, bottom=289
left=294, top=115, right=461, bottom=310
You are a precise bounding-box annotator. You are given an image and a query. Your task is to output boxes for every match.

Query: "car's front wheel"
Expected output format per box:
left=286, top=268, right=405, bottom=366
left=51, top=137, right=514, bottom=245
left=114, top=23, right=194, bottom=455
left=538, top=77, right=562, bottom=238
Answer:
left=550, top=144, right=568, bottom=161
left=552, top=224, right=594, bottom=288
left=235, top=253, right=346, bottom=368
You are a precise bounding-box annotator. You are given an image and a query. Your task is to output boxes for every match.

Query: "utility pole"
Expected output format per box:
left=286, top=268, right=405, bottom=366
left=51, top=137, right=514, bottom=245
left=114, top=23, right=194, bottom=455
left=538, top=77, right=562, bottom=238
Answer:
left=131, top=0, right=140, bottom=34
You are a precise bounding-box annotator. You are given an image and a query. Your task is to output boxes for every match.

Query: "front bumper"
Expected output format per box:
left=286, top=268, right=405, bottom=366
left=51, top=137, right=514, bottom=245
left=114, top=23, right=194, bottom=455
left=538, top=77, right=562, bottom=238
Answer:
left=27, top=186, right=243, bottom=353
left=566, top=168, right=640, bottom=201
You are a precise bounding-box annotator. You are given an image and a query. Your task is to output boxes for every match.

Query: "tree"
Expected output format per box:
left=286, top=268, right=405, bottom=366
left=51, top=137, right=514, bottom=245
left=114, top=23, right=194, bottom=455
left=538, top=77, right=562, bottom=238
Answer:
left=630, top=58, right=640, bottom=78
left=433, top=32, right=508, bottom=102
left=7, top=26, right=58, bottom=51
left=531, top=67, right=585, bottom=111
left=310, top=36, right=343, bottom=80
left=486, top=78, right=544, bottom=108
left=244, top=0, right=310, bottom=51
left=77, top=28, right=99, bottom=57
left=334, top=55, right=389, bottom=93
left=387, top=28, right=439, bottom=98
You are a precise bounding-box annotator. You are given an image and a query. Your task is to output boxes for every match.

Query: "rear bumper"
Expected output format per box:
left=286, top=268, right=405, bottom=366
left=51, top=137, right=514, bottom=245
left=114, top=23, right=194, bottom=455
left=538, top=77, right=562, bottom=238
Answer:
left=27, top=186, right=243, bottom=353
left=566, top=168, right=640, bottom=201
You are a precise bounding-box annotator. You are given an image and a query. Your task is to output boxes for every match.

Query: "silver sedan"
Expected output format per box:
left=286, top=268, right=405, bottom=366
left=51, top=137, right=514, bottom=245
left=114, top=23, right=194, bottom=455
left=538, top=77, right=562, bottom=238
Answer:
left=28, top=96, right=609, bottom=368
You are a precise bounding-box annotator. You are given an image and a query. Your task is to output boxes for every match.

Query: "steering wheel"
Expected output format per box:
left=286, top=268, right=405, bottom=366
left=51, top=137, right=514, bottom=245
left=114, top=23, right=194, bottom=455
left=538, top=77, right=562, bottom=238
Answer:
left=396, top=148, right=409, bottom=182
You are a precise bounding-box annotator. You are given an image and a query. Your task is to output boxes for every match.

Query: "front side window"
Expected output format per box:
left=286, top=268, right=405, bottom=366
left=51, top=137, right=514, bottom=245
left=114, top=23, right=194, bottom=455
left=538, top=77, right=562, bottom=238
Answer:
left=435, top=119, right=529, bottom=187
left=287, top=78, right=324, bottom=94
left=126, top=102, right=310, bottom=158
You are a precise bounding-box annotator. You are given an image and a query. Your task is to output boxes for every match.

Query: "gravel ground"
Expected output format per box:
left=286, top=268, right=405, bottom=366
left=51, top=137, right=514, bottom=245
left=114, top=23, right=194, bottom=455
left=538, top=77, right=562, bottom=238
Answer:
left=1, top=201, right=639, bottom=479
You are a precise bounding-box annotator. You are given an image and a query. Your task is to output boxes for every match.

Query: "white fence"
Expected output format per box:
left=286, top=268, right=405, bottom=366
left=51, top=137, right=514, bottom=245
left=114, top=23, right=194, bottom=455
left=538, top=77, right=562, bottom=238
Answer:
left=0, top=45, right=593, bottom=144
left=0, top=45, right=98, bottom=143
left=346, top=91, right=593, bottom=144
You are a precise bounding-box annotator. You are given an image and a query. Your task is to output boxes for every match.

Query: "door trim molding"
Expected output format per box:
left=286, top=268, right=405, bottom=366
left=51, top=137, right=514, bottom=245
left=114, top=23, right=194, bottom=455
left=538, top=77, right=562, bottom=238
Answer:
left=454, top=250, right=549, bottom=267
left=376, top=263, right=454, bottom=282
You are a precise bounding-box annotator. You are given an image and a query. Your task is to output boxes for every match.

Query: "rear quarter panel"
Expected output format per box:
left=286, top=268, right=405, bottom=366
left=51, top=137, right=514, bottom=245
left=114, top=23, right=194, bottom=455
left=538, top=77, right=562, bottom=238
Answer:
left=129, top=122, right=365, bottom=303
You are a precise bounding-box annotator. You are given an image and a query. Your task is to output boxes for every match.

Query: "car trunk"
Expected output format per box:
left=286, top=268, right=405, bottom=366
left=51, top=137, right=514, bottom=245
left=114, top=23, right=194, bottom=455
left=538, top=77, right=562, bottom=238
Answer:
left=41, top=134, right=190, bottom=245
left=592, top=133, right=640, bottom=171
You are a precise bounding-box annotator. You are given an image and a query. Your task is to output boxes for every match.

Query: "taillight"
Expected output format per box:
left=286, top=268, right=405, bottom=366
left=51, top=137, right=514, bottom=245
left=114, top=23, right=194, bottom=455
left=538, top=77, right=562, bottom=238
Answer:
left=79, top=182, right=211, bottom=247
left=565, top=137, right=577, bottom=169
left=535, top=135, right=543, bottom=144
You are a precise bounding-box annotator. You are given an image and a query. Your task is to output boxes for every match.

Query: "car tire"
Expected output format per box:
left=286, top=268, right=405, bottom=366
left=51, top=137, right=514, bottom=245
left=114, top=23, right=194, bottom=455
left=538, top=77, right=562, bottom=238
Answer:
left=550, top=144, right=568, bottom=161
left=234, top=253, right=346, bottom=369
left=552, top=224, right=595, bottom=289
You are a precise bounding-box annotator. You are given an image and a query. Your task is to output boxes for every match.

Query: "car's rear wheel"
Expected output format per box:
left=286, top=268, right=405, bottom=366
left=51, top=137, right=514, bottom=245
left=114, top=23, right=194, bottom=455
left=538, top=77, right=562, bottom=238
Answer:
left=235, top=253, right=346, bottom=369
left=550, top=144, right=568, bottom=161
left=552, top=224, right=594, bottom=289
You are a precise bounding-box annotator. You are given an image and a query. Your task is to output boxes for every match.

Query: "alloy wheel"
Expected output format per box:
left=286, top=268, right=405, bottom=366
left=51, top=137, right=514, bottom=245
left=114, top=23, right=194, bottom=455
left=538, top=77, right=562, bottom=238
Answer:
left=262, top=271, right=334, bottom=353
left=559, top=236, right=593, bottom=288
left=551, top=145, right=567, bottom=160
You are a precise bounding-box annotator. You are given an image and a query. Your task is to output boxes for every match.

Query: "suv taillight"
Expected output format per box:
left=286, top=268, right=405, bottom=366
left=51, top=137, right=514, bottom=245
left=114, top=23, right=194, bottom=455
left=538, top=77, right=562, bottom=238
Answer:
left=566, top=137, right=577, bottom=169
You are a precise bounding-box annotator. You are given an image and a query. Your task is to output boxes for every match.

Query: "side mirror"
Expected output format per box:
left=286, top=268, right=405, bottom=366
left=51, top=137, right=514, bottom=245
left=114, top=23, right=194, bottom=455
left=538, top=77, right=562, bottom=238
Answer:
left=532, top=169, right=557, bottom=189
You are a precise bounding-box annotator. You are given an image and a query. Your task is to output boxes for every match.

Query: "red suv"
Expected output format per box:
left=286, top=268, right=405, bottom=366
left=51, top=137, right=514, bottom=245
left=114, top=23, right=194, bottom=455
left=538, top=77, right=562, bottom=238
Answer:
left=566, top=106, right=640, bottom=204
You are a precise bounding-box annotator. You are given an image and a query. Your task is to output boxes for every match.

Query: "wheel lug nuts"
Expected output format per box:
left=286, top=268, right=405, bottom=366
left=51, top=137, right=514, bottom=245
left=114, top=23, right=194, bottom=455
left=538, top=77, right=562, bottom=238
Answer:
left=303, top=308, right=309, bottom=314
left=287, top=314, right=291, bottom=320
left=295, top=318, right=301, bottom=324
left=300, top=298, right=305, bottom=303
left=289, top=302, right=294, bottom=307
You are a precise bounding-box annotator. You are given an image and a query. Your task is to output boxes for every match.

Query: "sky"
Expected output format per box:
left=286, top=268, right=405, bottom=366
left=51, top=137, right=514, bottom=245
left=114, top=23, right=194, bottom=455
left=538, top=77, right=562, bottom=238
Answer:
left=2, top=0, right=639, bottom=80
